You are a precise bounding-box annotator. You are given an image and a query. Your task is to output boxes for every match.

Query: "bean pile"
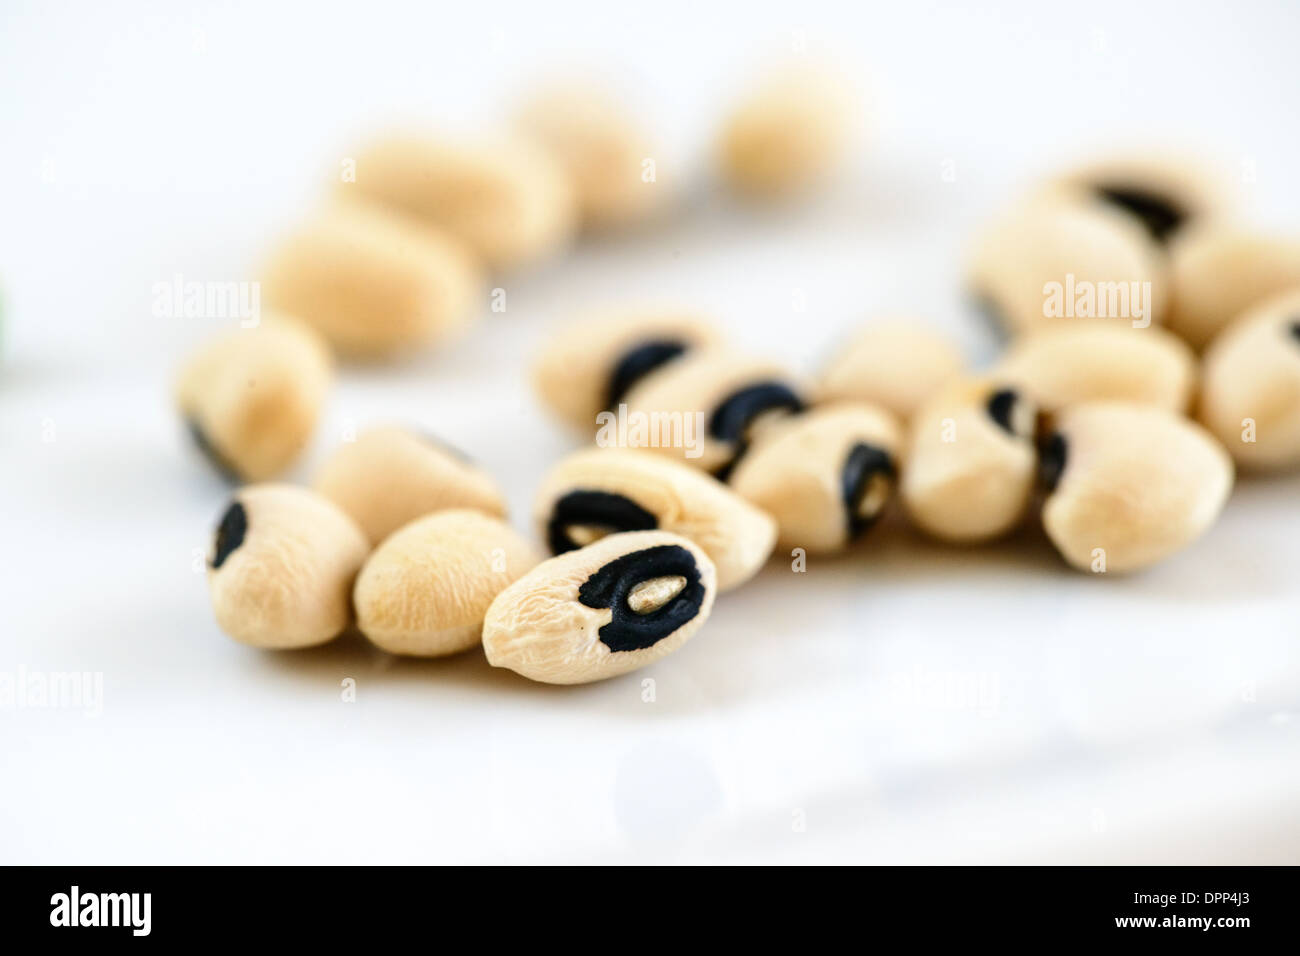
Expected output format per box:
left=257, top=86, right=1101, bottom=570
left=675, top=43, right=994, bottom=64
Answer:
left=180, top=69, right=1300, bottom=685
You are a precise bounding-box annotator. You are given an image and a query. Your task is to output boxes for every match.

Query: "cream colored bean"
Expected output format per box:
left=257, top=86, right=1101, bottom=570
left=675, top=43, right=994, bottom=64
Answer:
left=313, top=426, right=506, bottom=545
left=900, top=377, right=1038, bottom=543
left=815, top=320, right=965, bottom=420
left=514, top=84, right=668, bottom=230
left=993, top=319, right=1196, bottom=414
left=262, top=199, right=483, bottom=358
left=620, top=348, right=806, bottom=475
left=1199, top=288, right=1300, bottom=470
left=206, top=484, right=368, bottom=649
left=967, top=194, right=1167, bottom=337
left=717, top=68, right=852, bottom=198
left=176, top=314, right=332, bottom=481
left=534, top=447, right=775, bottom=590
left=353, top=509, right=540, bottom=657
left=729, top=403, right=902, bottom=553
left=482, top=530, right=717, bottom=685
left=1041, top=402, right=1233, bottom=573
left=345, top=134, right=576, bottom=271
left=1165, top=226, right=1300, bottom=350
left=1047, top=151, right=1231, bottom=243
left=532, top=310, right=720, bottom=431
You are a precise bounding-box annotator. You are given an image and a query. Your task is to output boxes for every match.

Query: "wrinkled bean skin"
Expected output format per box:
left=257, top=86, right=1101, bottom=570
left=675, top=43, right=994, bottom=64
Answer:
left=532, top=311, right=720, bottom=430
left=967, top=194, right=1167, bottom=337
left=1199, top=289, right=1300, bottom=470
left=534, top=447, right=776, bottom=590
left=729, top=403, right=902, bottom=553
left=344, top=134, right=577, bottom=271
left=1042, top=402, right=1233, bottom=573
left=1165, top=226, right=1300, bottom=350
left=354, top=509, right=541, bottom=657
left=992, top=319, right=1197, bottom=414
left=175, top=315, right=332, bottom=481
left=206, top=485, right=369, bottom=649
left=313, top=427, right=507, bottom=545
left=261, top=199, right=484, bottom=357
left=482, top=531, right=717, bottom=684
left=900, top=377, right=1038, bottom=543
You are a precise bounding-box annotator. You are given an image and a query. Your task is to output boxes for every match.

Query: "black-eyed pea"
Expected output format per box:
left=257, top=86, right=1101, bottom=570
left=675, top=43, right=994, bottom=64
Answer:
left=1048, top=152, right=1231, bottom=243
left=814, top=320, right=965, bottom=420
left=967, top=194, right=1167, bottom=337
left=261, top=199, right=483, bottom=358
left=900, top=377, right=1038, bottom=543
left=206, top=484, right=368, bottom=649
left=514, top=84, right=668, bottom=230
left=482, top=531, right=716, bottom=684
left=1165, top=226, right=1300, bottom=349
left=353, top=509, right=541, bottom=657
left=532, top=310, right=720, bottom=431
left=620, top=348, right=806, bottom=476
left=717, top=67, right=853, bottom=198
left=1199, top=288, right=1300, bottom=470
left=312, top=426, right=506, bottom=546
left=728, top=403, right=902, bottom=553
left=534, top=447, right=775, bottom=590
left=993, top=319, right=1196, bottom=414
left=1041, top=402, right=1233, bottom=573
left=344, top=134, right=576, bottom=271
left=175, top=314, right=332, bottom=481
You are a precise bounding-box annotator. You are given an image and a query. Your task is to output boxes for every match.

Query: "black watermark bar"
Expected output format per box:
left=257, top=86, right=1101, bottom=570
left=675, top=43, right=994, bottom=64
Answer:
left=4, top=866, right=1292, bottom=942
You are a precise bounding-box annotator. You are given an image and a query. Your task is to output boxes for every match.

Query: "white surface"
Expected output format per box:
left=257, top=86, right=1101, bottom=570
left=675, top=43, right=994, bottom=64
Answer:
left=2, top=0, right=1298, bottom=864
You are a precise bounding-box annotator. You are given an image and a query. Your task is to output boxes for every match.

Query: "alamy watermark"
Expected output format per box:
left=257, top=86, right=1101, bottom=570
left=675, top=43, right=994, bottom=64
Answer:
left=889, top=667, right=1000, bottom=716
left=152, top=273, right=260, bottom=327
left=0, top=667, right=103, bottom=717
left=50, top=886, right=150, bottom=936
left=1043, top=273, right=1151, bottom=328
left=595, top=404, right=705, bottom=458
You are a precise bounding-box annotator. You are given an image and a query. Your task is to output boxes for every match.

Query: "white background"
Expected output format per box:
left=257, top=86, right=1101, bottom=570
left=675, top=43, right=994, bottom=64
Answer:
left=2, top=0, right=1298, bottom=863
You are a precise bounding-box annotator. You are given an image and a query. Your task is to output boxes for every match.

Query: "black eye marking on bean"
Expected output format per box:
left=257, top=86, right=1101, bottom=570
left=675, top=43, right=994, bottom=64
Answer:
left=1094, top=185, right=1185, bottom=243
left=841, top=443, right=896, bottom=539
left=709, top=382, right=804, bottom=480
left=709, top=382, right=804, bottom=442
left=187, top=418, right=239, bottom=482
left=1038, top=432, right=1068, bottom=493
left=1288, top=320, right=1300, bottom=345
left=211, top=501, right=248, bottom=570
left=578, top=544, right=705, bottom=653
left=606, top=340, right=688, bottom=411
left=986, top=388, right=1027, bottom=439
left=547, top=490, right=658, bottom=554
